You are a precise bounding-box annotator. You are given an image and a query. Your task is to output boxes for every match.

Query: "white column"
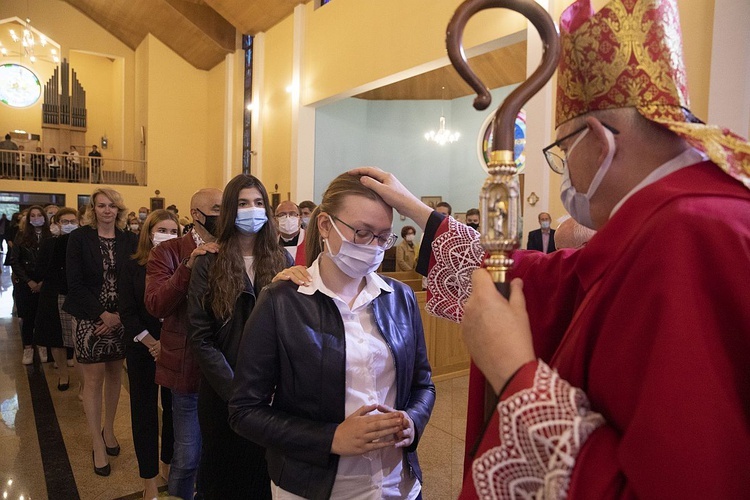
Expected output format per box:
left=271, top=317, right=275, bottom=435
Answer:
left=522, top=0, right=557, bottom=227
left=708, top=0, right=750, bottom=138
left=290, top=4, right=316, bottom=203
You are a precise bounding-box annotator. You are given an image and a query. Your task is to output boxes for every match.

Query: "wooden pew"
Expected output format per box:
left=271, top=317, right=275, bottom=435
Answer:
left=380, top=271, right=470, bottom=381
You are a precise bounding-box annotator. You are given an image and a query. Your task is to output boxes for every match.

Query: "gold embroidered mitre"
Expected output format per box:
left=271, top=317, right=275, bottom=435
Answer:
left=556, top=0, right=750, bottom=188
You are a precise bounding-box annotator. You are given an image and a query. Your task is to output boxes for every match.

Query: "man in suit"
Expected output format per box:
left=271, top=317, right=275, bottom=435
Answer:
left=526, top=212, right=556, bottom=253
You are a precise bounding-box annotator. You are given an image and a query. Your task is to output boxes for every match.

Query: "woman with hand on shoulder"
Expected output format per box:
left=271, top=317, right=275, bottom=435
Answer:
left=119, top=209, right=177, bottom=499
left=64, top=188, right=138, bottom=476
left=11, top=206, right=52, bottom=365
left=187, top=174, right=291, bottom=499
left=229, top=173, right=435, bottom=499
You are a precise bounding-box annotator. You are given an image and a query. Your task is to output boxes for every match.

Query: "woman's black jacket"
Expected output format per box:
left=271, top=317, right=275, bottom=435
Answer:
left=228, top=277, right=436, bottom=500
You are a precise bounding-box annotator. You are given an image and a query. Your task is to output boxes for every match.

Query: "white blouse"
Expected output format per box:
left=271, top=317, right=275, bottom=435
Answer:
left=273, top=258, right=420, bottom=500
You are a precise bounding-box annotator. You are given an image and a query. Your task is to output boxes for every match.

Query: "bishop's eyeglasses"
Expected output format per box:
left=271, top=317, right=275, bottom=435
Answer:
left=542, top=123, right=619, bottom=174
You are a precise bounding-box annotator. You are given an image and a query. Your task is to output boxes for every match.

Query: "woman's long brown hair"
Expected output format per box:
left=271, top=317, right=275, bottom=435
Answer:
left=305, top=173, right=386, bottom=267
left=209, top=174, right=287, bottom=319
left=17, top=205, right=52, bottom=247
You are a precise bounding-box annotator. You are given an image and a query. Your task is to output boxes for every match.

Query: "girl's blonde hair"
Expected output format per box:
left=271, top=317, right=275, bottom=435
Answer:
left=305, top=173, right=386, bottom=267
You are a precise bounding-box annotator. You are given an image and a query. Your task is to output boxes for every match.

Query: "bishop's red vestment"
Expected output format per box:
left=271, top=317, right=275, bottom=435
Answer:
left=418, top=161, right=750, bottom=498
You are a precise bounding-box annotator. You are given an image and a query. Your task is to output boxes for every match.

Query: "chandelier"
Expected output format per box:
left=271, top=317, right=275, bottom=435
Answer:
left=1, top=12, right=59, bottom=64
left=425, top=87, right=460, bottom=145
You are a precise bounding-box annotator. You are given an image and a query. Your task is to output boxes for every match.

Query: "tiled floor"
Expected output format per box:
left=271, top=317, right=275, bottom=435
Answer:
left=0, top=257, right=468, bottom=499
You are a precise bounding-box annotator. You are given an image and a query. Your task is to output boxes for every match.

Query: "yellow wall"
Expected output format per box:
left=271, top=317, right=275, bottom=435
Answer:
left=302, top=0, right=527, bottom=106
left=260, top=15, right=294, bottom=194
left=67, top=52, right=120, bottom=158
left=142, top=34, right=224, bottom=214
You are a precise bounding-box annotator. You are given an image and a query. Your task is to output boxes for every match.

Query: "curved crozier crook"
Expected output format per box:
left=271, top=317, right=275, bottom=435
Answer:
left=446, top=0, right=561, bottom=152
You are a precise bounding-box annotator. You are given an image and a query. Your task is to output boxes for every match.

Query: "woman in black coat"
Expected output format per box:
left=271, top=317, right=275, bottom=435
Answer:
left=11, top=206, right=52, bottom=365
left=34, top=207, right=79, bottom=388
left=63, top=188, right=137, bottom=476
left=119, top=209, right=177, bottom=498
left=187, top=174, right=291, bottom=499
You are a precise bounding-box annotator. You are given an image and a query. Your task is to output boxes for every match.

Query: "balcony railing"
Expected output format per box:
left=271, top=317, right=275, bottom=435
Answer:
left=0, top=150, right=147, bottom=186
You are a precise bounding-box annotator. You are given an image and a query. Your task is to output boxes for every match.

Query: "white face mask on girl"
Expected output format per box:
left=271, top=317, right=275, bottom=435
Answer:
left=325, top=217, right=384, bottom=279
left=235, top=207, right=267, bottom=235
left=152, top=232, right=178, bottom=246
left=60, top=222, right=78, bottom=234
left=560, top=126, right=617, bottom=229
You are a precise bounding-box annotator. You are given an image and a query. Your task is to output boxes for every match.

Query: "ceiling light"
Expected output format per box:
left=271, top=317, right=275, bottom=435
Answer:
left=425, top=87, right=460, bottom=145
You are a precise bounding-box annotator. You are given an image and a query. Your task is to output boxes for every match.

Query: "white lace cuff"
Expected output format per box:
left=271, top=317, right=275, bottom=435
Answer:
left=425, top=216, right=484, bottom=323
left=472, top=361, right=605, bottom=499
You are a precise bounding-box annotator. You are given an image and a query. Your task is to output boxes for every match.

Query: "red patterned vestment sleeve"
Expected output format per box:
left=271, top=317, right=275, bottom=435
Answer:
left=425, top=216, right=485, bottom=322
left=472, top=361, right=605, bottom=499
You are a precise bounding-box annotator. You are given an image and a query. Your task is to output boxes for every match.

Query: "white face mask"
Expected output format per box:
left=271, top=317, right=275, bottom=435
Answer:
left=30, top=216, right=45, bottom=227
left=325, top=217, right=384, bottom=279
left=235, top=207, right=267, bottom=235
left=50, top=224, right=61, bottom=236
left=540, top=221, right=551, bottom=229
left=301, top=216, right=310, bottom=228
left=152, top=232, right=178, bottom=246
left=60, top=222, right=78, bottom=234
left=130, top=224, right=140, bottom=231
left=405, top=234, right=415, bottom=243
left=277, top=215, right=300, bottom=235
left=560, top=127, right=616, bottom=229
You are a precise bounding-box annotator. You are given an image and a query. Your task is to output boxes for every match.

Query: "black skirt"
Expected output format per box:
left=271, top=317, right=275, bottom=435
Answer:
left=34, top=283, right=64, bottom=347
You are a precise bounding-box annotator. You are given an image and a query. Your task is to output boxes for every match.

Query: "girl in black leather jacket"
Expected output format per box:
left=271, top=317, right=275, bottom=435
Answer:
left=229, top=173, right=435, bottom=500
left=187, top=174, right=291, bottom=499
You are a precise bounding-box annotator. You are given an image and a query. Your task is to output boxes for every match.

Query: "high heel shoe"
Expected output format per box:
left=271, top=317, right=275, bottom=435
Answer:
left=92, top=450, right=111, bottom=476
left=102, top=430, right=120, bottom=456
left=58, top=377, right=70, bottom=391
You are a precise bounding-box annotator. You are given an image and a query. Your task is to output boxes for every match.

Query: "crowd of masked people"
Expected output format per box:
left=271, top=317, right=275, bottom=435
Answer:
left=6, top=174, right=436, bottom=500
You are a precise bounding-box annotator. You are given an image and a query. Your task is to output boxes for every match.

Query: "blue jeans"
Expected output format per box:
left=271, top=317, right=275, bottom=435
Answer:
left=170, top=390, right=201, bottom=500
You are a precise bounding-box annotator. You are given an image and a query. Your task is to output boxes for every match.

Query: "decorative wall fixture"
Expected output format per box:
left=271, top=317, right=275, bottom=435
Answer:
left=526, top=191, right=539, bottom=206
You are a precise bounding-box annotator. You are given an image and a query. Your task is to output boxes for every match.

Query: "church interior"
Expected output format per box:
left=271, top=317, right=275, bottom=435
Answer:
left=0, top=0, right=747, bottom=498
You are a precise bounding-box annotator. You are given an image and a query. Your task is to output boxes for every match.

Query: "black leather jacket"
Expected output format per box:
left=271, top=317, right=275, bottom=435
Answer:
left=187, top=251, right=292, bottom=402
left=228, top=277, right=435, bottom=500
left=10, top=235, right=44, bottom=284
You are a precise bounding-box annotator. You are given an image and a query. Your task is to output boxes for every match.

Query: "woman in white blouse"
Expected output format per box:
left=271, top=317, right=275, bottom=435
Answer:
left=229, top=173, right=435, bottom=500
